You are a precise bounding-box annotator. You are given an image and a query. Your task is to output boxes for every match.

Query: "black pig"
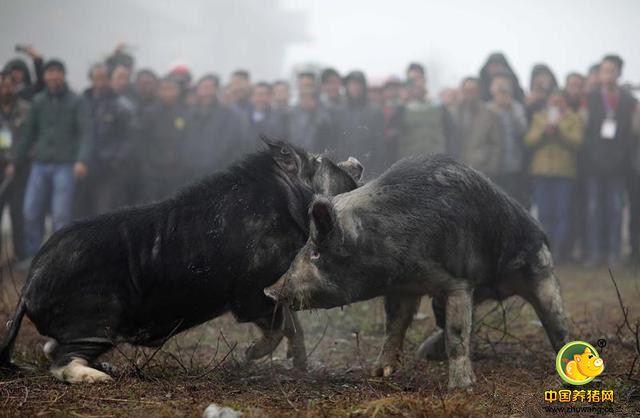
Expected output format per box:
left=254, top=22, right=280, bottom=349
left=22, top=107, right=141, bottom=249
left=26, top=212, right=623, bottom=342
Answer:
left=0, top=138, right=362, bottom=383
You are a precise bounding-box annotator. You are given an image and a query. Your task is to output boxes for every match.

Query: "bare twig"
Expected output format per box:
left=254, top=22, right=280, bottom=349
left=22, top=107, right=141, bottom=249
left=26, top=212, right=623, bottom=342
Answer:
left=608, top=269, right=640, bottom=382
left=137, top=320, right=184, bottom=372
left=192, top=341, right=237, bottom=380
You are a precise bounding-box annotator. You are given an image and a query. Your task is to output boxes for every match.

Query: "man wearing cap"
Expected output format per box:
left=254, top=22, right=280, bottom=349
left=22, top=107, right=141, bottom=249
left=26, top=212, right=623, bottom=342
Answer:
left=10, top=59, right=92, bottom=261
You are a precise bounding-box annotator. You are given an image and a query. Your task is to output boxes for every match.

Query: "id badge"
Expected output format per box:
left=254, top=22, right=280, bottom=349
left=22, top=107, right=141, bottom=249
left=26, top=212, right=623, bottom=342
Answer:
left=0, top=127, right=12, bottom=149
left=601, top=118, right=617, bottom=139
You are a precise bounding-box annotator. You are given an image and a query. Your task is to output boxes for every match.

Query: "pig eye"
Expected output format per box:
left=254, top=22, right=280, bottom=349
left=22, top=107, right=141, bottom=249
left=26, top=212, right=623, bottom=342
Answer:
left=588, top=355, right=593, bottom=359
left=310, top=249, right=320, bottom=260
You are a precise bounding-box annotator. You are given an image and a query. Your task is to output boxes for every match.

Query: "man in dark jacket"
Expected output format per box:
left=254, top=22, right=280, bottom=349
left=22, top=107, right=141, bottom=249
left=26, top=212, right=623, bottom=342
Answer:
left=331, top=71, right=384, bottom=175
left=138, top=76, right=189, bottom=202
left=320, top=68, right=343, bottom=110
left=182, top=74, right=246, bottom=180
left=288, top=87, right=334, bottom=153
left=0, top=72, right=31, bottom=262
left=3, top=45, right=45, bottom=102
left=583, top=55, right=637, bottom=267
left=13, top=59, right=92, bottom=259
left=244, top=82, right=287, bottom=146
left=76, top=63, right=134, bottom=217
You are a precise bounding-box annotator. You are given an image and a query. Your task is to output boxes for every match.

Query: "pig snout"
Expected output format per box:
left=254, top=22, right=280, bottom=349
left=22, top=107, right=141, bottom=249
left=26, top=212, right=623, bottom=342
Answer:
left=264, top=279, right=288, bottom=302
left=593, top=358, right=603, bottom=367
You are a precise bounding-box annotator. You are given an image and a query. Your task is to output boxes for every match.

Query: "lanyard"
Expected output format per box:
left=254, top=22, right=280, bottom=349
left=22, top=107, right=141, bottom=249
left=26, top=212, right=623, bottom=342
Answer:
left=601, top=88, right=618, bottom=118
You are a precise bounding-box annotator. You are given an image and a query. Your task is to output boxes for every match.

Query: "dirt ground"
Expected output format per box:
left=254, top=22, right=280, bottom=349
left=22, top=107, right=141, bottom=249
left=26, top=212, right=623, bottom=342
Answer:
left=1, top=263, right=639, bottom=417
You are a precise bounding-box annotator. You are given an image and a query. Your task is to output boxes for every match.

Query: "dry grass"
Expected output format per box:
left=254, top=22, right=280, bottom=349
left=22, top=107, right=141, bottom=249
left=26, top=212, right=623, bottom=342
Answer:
left=1, top=265, right=639, bottom=417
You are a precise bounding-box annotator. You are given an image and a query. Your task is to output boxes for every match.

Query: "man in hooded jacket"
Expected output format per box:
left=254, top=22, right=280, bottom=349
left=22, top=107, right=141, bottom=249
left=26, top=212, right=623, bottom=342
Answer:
left=3, top=45, right=45, bottom=102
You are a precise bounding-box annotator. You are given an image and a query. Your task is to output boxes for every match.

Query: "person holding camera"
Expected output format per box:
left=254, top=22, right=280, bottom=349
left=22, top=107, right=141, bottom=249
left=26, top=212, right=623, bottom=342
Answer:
left=525, top=90, right=584, bottom=262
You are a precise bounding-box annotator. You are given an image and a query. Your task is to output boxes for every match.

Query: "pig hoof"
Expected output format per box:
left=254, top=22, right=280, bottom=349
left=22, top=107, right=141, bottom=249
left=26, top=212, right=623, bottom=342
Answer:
left=284, top=334, right=308, bottom=371
left=417, top=329, right=446, bottom=361
left=288, top=344, right=308, bottom=371
left=43, top=339, right=59, bottom=361
left=244, top=338, right=279, bottom=362
left=383, top=365, right=396, bottom=377
left=371, top=364, right=396, bottom=377
left=51, top=358, right=113, bottom=384
left=447, top=357, right=476, bottom=390
left=292, top=356, right=307, bottom=371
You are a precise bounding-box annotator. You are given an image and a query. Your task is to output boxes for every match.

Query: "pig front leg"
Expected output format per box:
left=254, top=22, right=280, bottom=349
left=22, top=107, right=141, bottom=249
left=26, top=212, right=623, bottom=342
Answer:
left=445, top=286, right=476, bottom=389
left=245, top=314, right=285, bottom=363
left=520, top=272, right=570, bottom=352
left=282, top=307, right=307, bottom=370
left=372, top=295, right=421, bottom=377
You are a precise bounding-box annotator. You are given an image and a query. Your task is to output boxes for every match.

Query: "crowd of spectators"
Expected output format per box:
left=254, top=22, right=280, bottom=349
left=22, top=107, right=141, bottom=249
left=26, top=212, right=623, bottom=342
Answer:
left=1, top=45, right=639, bottom=269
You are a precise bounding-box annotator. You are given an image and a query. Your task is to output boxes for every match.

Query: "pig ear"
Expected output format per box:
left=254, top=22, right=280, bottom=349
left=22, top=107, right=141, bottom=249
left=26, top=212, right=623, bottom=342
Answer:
left=261, top=135, right=298, bottom=173
left=574, top=354, right=581, bottom=362
left=310, top=197, right=336, bottom=244
left=338, top=157, right=364, bottom=182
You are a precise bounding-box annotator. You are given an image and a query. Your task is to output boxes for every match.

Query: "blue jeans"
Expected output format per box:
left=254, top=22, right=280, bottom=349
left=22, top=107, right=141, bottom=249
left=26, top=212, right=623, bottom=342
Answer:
left=585, top=176, right=624, bottom=263
left=23, top=162, right=76, bottom=257
left=533, top=177, right=573, bottom=261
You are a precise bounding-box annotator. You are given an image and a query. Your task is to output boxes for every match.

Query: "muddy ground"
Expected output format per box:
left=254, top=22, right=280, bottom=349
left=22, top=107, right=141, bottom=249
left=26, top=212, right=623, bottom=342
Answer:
left=0, top=264, right=639, bottom=417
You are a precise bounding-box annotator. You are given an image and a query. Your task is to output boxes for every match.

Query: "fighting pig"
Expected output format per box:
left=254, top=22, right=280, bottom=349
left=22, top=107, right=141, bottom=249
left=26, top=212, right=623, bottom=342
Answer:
left=266, top=155, right=570, bottom=389
left=0, top=137, right=362, bottom=383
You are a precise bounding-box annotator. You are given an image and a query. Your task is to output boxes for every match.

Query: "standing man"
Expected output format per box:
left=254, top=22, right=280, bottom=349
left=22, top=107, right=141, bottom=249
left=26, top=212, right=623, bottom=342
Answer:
left=0, top=72, right=31, bottom=263
left=488, top=74, right=529, bottom=206
left=110, top=64, right=134, bottom=100
left=396, top=70, right=451, bottom=161
left=288, top=87, right=334, bottom=153
left=320, top=68, right=342, bottom=109
left=229, top=69, right=252, bottom=115
left=245, top=82, right=287, bottom=144
left=583, top=55, right=637, bottom=267
left=563, top=72, right=588, bottom=262
left=183, top=74, right=246, bottom=179
left=272, top=80, right=291, bottom=112
left=77, top=63, right=134, bottom=216
left=455, top=77, right=503, bottom=177
left=138, top=76, right=189, bottom=202
left=12, top=59, right=92, bottom=261
left=132, top=69, right=158, bottom=113
left=332, top=71, right=384, bottom=175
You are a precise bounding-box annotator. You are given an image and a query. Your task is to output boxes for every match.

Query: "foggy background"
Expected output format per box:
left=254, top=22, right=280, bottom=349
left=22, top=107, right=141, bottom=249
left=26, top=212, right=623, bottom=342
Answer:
left=1, top=0, right=638, bottom=92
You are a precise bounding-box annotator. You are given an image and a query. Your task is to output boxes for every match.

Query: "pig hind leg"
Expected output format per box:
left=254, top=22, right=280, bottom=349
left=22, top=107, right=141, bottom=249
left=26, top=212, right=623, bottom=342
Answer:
left=417, top=297, right=447, bottom=360
left=49, top=340, right=113, bottom=383
left=519, top=271, right=570, bottom=352
left=418, top=291, right=489, bottom=361
left=445, top=286, right=476, bottom=389
left=372, top=295, right=421, bottom=377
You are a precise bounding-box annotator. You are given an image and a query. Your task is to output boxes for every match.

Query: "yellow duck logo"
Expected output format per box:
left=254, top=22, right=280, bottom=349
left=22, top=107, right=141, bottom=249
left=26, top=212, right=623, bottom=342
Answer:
left=564, top=347, right=604, bottom=381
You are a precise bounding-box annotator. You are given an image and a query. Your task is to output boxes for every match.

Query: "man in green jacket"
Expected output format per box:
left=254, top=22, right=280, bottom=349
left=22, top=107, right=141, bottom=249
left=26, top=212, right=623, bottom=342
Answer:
left=396, top=65, right=453, bottom=160
left=9, top=59, right=93, bottom=260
